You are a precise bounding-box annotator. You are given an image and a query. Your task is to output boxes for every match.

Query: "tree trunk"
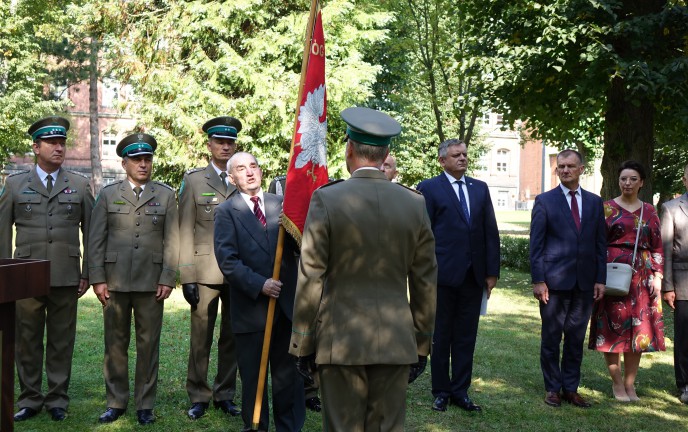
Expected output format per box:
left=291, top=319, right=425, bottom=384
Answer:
left=89, top=37, right=103, bottom=194
left=600, top=76, right=655, bottom=201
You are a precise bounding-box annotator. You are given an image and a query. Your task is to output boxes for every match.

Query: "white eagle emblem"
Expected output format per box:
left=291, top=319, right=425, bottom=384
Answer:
left=295, top=84, right=327, bottom=169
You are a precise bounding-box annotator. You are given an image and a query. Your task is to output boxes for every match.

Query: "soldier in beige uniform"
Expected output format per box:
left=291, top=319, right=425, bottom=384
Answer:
left=290, top=107, right=437, bottom=432
left=0, top=116, right=93, bottom=422
left=88, top=133, right=179, bottom=426
left=179, top=117, right=241, bottom=420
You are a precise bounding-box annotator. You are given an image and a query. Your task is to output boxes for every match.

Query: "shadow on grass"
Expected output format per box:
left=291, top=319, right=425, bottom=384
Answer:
left=14, top=271, right=688, bottom=432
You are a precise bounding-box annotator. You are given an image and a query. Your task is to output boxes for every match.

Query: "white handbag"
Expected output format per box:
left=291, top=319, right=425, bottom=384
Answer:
left=605, top=203, right=643, bottom=296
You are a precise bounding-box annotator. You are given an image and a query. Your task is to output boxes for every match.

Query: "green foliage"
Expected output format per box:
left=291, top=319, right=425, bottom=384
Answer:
left=0, top=2, right=68, bottom=165
left=92, top=0, right=391, bottom=186
left=500, top=235, right=531, bottom=272
left=371, top=0, right=493, bottom=186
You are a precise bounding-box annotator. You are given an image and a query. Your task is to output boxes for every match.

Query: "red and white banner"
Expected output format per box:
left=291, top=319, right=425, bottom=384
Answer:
left=282, top=0, right=328, bottom=244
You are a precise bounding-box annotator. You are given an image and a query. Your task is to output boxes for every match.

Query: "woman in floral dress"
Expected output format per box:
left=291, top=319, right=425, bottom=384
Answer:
left=589, top=160, right=665, bottom=402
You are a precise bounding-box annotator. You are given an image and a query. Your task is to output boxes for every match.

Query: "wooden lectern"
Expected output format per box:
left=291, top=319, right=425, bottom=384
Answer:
left=0, top=259, right=50, bottom=432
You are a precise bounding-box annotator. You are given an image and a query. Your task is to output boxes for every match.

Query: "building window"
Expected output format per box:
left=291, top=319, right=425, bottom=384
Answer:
left=101, top=79, right=119, bottom=108
left=497, top=190, right=509, bottom=208
left=496, top=148, right=509, bottom=172
left=102, top=133, right=117, bottom=158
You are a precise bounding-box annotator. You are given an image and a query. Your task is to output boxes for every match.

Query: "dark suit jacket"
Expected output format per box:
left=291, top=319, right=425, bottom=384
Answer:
left=417, top=173, right=500, bottom=287
left=213, top=192, right=297, bottom=334
left=529, top=186, right=606, bottom=290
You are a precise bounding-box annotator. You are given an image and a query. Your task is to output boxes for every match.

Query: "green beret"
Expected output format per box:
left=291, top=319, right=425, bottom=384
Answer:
left=341, top=107, right=401, bottom=147
left=28, top=116, right=70, bottom=141
left=116, top=133, right=157, bottom=157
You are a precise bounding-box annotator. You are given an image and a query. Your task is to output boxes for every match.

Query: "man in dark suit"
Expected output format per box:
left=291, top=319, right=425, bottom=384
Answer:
left=179, top=116, right=240, bottom=420
left=214, top=152, right=305, bottom=432
left=529, top=149, right=606, bottom=408
left=417, top=138, right=500, bottom=413
left=267, top=174, right=322, bottom=414
left=0, top=116, right=93, bottom=422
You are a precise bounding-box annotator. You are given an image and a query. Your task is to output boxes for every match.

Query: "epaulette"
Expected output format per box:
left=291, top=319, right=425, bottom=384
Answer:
left=395, top=183, right=422, bottom=195
left=66, top=169, right=90, bottom=179
left=153, top=181, right=175, bottom=191
left=101, top=180, right=123, bottom=189
left=7, top=170, right=29, bottom=178
left=318, top=179, right=344, bottom=189
left=185, top=167, right=206, bottom=175
left=273, top=175, right=286, bottom=181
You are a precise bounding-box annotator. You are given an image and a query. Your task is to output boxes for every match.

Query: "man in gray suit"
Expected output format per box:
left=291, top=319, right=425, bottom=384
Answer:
left=179, top=116, right=240, bottom=419
left=89, top=133, right=179, bottom=425
left=214, top=152, right=305, bottom=432
left=0, top=116, right=93, bottom=422
left=661, top=163, right=688, bottom=403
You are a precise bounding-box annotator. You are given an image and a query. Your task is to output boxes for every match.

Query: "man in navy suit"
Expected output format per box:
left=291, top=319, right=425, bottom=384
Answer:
left=529, top=149, right=606, bottom=408
left=417, top=138, right=500, bottom=412
left=214, top=152, right=305, bottom=432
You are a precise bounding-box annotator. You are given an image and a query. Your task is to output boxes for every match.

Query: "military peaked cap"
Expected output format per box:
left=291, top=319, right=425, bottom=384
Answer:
left=28, top=116, right=70, bottom=141
left=116, top=133, right=157, bottom=157
left=202, top=116, right=243, bottom=140
left=341, top=107, right=401, bottom=147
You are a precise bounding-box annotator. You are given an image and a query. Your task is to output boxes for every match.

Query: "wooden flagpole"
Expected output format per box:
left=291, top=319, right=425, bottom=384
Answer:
left=251, top=0, right=320, bottom=429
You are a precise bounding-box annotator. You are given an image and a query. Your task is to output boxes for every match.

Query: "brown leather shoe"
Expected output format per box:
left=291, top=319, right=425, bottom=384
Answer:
left=562, top=391, right=591, bottom=408
left=544, top=391, right=561, bottom=407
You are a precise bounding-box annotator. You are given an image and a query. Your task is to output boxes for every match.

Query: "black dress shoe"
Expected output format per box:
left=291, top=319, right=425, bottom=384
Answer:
left=451, top=396, right=482, bottom=412
left=99, top=407, right=126, bottom=423
left=49, top=407, right=67, bottom=421
left=305, top=396, right=322, bottom=412
left=14, top=407, right=38, bottom=422
left=137, top=409, right=155, bottom=425
left=432, top=396, right=449, bottom=412
left=187, top=402, right=209, bottom=420
left=214, top=399, right=241, bottom=416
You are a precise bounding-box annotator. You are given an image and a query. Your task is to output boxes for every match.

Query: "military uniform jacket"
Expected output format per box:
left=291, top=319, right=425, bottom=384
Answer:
left=178, top=165, right=235, bottom=285
left=88, top=180, right=179, bottom=291
left=289, top=169, right=438, bottom=365
left=0, top=167, right=93, bottom=286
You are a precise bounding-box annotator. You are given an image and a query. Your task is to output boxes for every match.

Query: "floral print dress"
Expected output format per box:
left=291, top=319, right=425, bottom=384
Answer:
left=589, top=200, right=665, bottom=353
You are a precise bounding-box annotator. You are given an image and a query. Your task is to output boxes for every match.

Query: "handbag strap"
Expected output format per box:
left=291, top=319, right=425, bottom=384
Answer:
left=631, top=202, right=643, bottom=267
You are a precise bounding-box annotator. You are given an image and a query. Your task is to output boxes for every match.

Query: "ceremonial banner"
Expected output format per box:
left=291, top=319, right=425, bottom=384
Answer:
left=282, top=0, right=328, bottom=244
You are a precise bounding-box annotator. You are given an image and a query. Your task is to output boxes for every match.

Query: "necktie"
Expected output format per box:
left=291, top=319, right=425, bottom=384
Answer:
left=250, top=196, right=267, bottom=228
left=220, top=171, right=228, bottom=188
left=569, top=190, right=581, bottom=231
left=457, top=180, right=470, bottom=224
left=134, top=186, right=142, bottom=201
left=46, top=174, right=53, bottom=193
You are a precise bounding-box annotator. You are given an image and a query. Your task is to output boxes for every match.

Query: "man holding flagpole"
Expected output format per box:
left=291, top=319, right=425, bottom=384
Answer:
left=214, top=152, right=305, bottom=432
left=289, top=107, right=438, bottom=431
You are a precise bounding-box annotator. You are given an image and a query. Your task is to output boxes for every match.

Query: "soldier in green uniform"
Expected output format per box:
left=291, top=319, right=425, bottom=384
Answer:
left=179, top=116, right=241, bottom=420
left=290, top=107, right=437, bottom=432
left=88, top=133, right=179, bottom=426
left=0, top=116, right=93, bottom=422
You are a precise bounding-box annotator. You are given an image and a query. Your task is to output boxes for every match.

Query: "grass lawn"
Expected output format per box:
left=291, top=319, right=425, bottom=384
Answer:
left=495, top=210, right=531, bottom=233
left=14, top=268, right=687, bottom=431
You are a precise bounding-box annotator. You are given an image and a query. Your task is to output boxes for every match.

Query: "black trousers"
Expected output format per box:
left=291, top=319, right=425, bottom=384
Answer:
left=675, top=300, right=688, bottom=389
left=539, top=286, right=594, bottom=393
left=235, top=311, right=305, bottom=432
left=431, top=268, right=482, bottom=399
